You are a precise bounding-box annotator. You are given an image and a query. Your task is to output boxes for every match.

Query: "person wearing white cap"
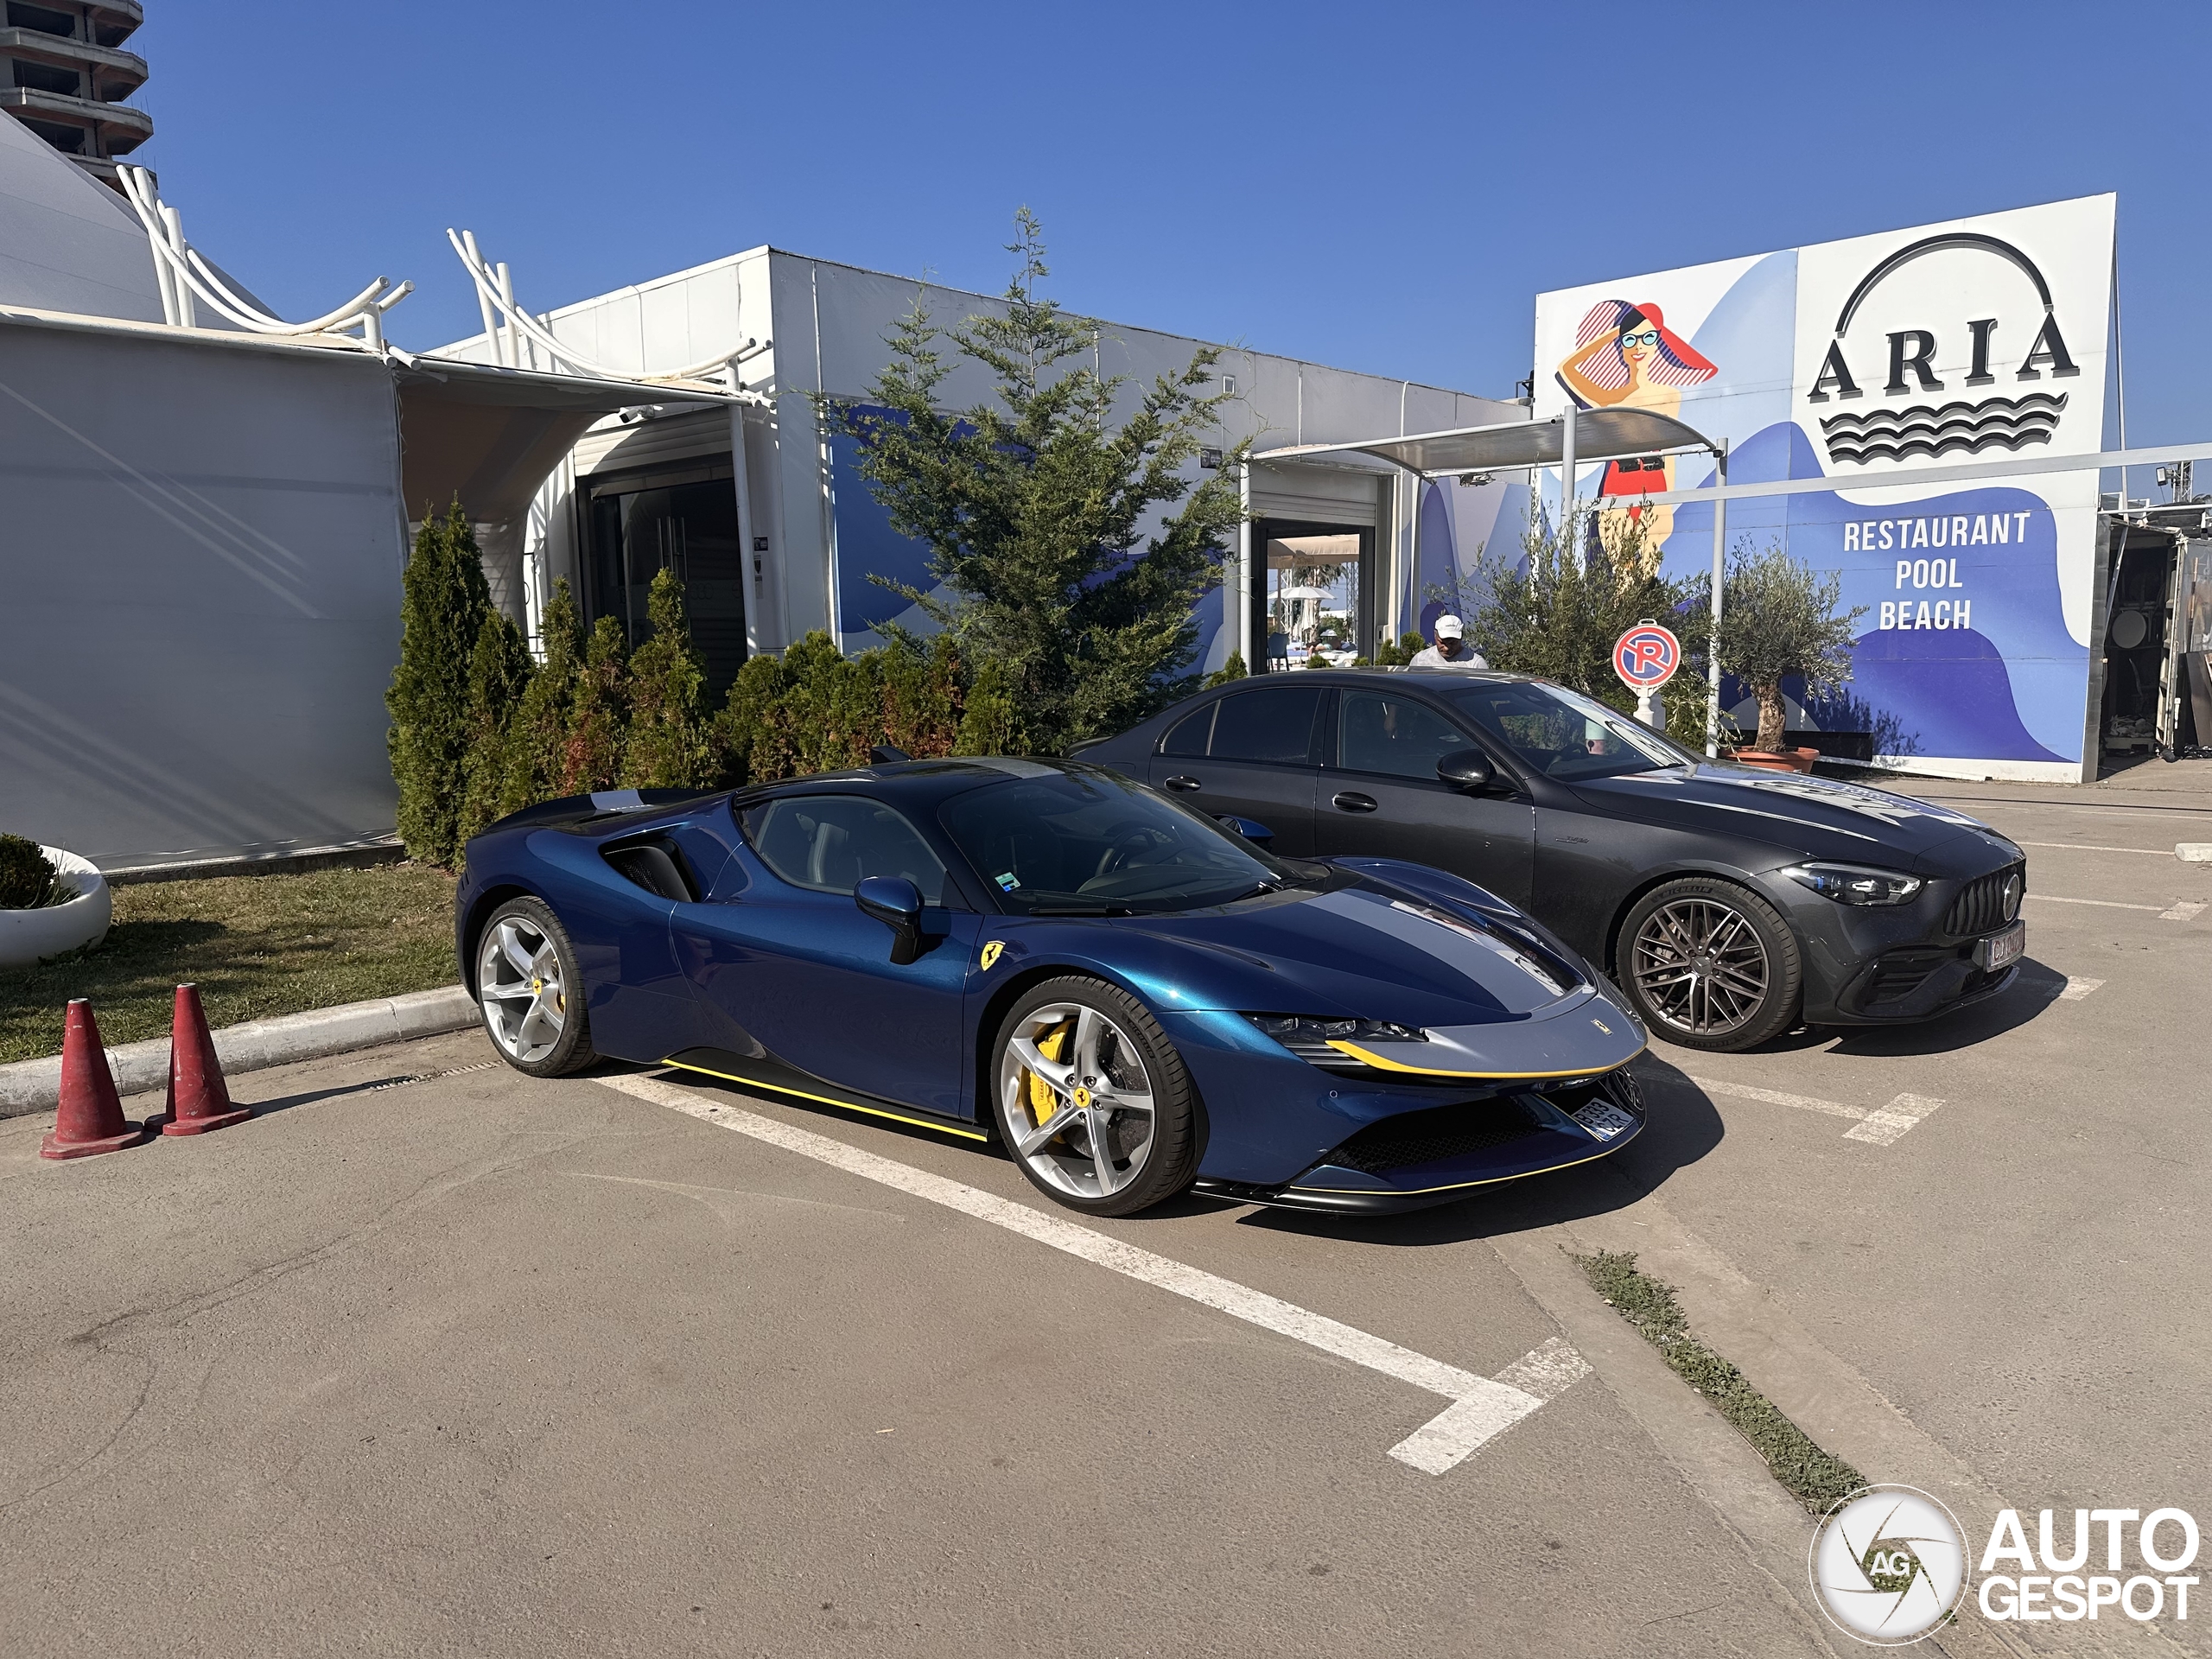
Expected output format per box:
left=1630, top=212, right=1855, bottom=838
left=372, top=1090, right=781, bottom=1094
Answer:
left=1409, top=614, right=1488, bottom=671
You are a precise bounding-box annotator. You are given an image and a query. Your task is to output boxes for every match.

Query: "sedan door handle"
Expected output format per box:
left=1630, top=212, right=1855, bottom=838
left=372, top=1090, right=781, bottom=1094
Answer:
left=1162, top=775, right=1203, bottom=792
left=1332, top=791, right=1378, bottom=813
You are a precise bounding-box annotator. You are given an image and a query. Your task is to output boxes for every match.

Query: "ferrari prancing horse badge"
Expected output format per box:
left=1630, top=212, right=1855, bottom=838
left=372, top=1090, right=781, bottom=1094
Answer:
left=980, top=940, right=1005, bottom=970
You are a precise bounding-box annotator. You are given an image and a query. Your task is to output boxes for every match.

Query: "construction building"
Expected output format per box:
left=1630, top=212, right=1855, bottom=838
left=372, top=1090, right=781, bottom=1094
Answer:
left=0, top=0, right=149, bottom=188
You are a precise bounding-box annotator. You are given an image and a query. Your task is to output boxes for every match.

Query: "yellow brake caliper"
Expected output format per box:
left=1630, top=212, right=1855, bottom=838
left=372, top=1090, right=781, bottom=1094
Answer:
left=1026, top=1019, right=1073, bottom=1128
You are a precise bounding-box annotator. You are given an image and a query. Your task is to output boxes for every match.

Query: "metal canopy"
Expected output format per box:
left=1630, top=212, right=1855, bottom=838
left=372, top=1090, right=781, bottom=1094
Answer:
left=1255, top=406, right=1719, bottom=477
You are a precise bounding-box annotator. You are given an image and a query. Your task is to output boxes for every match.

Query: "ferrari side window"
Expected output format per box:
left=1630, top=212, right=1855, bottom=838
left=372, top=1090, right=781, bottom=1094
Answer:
left=742, top=795, right=948, bottom=902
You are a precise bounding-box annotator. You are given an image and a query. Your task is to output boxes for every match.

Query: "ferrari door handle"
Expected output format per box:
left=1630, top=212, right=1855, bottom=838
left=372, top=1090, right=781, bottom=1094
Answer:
left=1162, top=775, right=1203, bottom=792
left=1332, top=791, right=1378, bottom=813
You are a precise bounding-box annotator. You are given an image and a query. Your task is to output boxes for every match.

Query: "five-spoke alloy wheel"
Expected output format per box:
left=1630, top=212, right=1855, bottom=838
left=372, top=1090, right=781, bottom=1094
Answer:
left=475, top=897, right=597, bottom=1077
left=1616, top=877, right=1802, bottom=1052
left=991, top=976, right=1198, bottom=1217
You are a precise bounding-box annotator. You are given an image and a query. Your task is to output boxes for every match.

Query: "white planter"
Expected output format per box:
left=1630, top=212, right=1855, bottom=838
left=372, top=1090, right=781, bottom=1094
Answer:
left=0, top=846, right=111, bottom=969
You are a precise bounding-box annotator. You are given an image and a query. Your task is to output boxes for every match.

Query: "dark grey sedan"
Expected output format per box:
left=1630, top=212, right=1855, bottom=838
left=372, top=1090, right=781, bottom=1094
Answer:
left=1077, top=670, right=2027, bottom=1052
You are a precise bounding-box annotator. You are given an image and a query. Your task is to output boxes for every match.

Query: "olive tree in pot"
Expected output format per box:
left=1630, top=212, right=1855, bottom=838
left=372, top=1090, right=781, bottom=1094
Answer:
left=1708, top=543, right=1866, bottom=771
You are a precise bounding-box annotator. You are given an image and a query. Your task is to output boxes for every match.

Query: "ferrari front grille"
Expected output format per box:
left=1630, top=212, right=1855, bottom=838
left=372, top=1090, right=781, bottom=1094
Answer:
left=1325, top=1097, right=1545, bottom=1175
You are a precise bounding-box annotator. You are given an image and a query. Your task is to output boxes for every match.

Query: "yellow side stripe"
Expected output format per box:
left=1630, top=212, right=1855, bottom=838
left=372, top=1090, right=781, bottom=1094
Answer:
left=1324, top=1036, right=1649, bottom=1080
left=659, top=1058, right=991, bottom=1141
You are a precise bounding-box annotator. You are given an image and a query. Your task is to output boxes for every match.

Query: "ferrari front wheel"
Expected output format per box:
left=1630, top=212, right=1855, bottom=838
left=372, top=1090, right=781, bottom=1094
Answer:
left=475, top=896, right=598, bottom=1077
left=991, top=977, right=1198, bottom=1217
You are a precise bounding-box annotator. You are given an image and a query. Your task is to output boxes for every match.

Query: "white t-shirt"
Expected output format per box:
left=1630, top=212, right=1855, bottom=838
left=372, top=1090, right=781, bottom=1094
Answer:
left=1409, top=645, right=1488, bottom=671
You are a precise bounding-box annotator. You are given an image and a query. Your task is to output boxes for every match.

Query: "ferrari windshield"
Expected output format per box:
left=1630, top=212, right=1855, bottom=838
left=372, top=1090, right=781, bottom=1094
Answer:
left=1440, top=679, right=1690, bottom=782
left=939, top=768, right=1287, bottom=914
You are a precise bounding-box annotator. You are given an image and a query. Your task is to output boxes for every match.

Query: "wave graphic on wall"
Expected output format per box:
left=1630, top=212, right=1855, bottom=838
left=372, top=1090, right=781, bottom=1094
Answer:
left=1818, top=392, right=2068, bottom=465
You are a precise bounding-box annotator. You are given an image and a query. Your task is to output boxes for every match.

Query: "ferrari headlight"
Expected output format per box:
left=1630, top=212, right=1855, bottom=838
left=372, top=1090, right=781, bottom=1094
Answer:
left=1247, top=1015, right=1426, bottom=1064
left=1783, top=862, right=1924, bottom=906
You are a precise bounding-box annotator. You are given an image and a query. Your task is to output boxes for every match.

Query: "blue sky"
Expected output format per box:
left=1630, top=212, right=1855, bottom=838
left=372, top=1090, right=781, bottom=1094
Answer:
left=131, top=1, right=2212, bottom=448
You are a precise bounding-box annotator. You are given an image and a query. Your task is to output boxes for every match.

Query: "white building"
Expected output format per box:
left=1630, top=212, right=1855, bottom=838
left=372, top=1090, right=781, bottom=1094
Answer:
left=433, top=248, right=1515, bottom=696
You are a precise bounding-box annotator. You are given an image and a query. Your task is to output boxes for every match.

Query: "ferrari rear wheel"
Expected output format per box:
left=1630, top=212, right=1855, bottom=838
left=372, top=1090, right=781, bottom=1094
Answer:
left=475, top=897, right=598, bottom=1077
left=991, top=977, right=1198, bottom=1217
left=1616, top=877, right=1802, bottom=1052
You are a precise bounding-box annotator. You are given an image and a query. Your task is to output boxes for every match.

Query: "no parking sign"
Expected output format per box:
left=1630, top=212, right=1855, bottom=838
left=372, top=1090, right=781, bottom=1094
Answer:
left=1613, top=621, right=1681, bottom=691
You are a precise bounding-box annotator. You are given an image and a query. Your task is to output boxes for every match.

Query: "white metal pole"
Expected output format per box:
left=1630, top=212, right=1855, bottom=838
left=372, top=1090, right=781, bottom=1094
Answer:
left=461, top=232, right=499, bottom=360
left=1707, top=445, right=1728, bottom=758
left=1238, top=461, right=1255, bottom=671
left=730, top=404, right=764, bottom=656
left=159, top=205, right=194, bottom=327
left=1559, top=403, right=1577, bottom=545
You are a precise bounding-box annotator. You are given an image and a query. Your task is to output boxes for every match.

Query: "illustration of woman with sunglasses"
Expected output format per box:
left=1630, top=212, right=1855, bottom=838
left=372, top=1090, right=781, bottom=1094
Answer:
left=1555, top=299, right=1719, bottom=571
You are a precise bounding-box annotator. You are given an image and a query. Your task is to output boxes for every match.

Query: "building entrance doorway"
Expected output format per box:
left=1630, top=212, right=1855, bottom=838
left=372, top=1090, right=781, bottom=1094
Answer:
left=584, top=464, right=747, bottom=698
left=1248, top=517, right=1374, bottom=673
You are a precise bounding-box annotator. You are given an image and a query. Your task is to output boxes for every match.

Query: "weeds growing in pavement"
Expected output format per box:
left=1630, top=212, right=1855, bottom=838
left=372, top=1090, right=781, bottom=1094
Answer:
left=1575, top=1249, right=1863, bottom=1513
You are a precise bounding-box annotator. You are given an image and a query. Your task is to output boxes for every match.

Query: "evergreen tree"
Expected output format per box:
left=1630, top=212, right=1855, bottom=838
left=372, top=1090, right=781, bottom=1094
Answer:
left=621, top=568, right=717, bottom=788
left=1204, top=651, right=1248, bottom=688
left=457, top=610, right=532, bottom=850
left=386, top=502, right=490, bottom=868
left=564, top=615, right=631, bottom=791
left=880, top=634, right=963, bottom=759
left=846, top=210, right=1246, bottom=753
left=716, top=649, right=791, bottom=786
left=500, top=578, right=585, bottom=812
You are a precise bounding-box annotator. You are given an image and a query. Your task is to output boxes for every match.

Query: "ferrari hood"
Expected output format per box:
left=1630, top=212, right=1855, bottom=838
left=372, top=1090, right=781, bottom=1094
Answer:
left=1068, top=869, right=1644, bottom=1077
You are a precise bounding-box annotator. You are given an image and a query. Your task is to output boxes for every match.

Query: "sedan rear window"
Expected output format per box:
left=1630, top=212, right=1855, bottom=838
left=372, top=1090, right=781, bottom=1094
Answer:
left=1206, top=683, right=1325, bottom=764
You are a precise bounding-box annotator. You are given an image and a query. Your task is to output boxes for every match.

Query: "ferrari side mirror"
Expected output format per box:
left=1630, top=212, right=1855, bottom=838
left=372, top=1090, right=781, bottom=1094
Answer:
left=1436, top=748, right=1496, bottom=792
left=855, top=874, right=925, bottom=965
left=1214, top=814, right=1275, bottom=849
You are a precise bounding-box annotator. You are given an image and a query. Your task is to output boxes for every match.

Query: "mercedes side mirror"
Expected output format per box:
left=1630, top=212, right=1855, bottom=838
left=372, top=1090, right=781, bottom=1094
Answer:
left=1214, top=814, right=1275, bottom=849
left=855, top=874, right=925, bottom=964
left=1436, top=748, right=1496, bottom=791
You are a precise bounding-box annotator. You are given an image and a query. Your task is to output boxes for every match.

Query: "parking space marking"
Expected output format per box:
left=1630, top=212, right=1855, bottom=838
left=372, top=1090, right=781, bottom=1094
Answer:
left=2160, top=899, right=2208, bottom=923
left=2014, top=840, right=2177, bottom=855
left=2025, top=893, right=2164, bottom=912
left=1674, top=1075, right=1946, bottom=1143
left=2056, top=976, right=2107, bottom=1001
left=601, top=1071, right=1584, bottom=1475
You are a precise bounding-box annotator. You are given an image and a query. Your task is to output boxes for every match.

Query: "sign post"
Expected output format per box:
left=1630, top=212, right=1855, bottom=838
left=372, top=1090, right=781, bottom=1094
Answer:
left=1613, top=620, right=1682, bottom=733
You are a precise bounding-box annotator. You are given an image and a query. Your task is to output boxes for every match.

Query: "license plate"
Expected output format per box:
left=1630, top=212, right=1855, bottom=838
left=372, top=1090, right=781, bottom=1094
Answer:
left=1571, top=1100, right=1637, bottom=1142
left=1975, top=919, right=2026, bottom=971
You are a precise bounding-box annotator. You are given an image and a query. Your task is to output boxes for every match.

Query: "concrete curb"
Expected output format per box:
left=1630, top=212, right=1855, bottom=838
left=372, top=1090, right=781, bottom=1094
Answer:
left=0, top=985, right=479, bottom=1117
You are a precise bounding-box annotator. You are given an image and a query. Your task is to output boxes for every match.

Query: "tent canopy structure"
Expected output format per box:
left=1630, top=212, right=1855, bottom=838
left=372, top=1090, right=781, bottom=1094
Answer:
left=1254, top=405, right=1719, bottom=478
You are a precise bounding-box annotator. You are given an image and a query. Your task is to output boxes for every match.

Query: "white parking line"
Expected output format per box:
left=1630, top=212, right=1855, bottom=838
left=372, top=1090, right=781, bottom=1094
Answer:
left=2014, top=841, right=2177, bottom=855
left=2161, top=899, right=2208, bottom=923
left=2025, top=893, right=2163, bottom=912
left=600, top=1071, right=1586, bottom=1475
left=2056, top=976, right=2107, bottom=1001
left=1674, top=1075, right=1946, bottom=1143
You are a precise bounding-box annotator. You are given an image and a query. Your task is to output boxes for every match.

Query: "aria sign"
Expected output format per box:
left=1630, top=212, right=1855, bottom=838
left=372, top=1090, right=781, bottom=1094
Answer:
left=1807, top=232, right=2079, bottom=467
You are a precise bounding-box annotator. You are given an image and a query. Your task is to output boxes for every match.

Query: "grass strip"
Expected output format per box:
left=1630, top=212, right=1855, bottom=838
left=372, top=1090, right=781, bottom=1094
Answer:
left=1576, top=1248, right=1863, bottom=1513
left=0, top=863, right=459, bottom=1065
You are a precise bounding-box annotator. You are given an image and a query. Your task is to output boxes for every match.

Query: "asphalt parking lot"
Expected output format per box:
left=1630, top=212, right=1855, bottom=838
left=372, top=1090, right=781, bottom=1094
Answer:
left=3, top=766, right=2208, bottom=1657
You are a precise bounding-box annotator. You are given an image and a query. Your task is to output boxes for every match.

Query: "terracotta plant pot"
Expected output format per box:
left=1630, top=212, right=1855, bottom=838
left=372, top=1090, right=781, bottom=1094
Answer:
left=1723, top=747, right=1821, bottom=774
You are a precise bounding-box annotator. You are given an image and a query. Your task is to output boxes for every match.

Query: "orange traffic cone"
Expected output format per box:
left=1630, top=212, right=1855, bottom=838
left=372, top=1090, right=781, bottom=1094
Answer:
left=160, top=983, right=251, bottom=1137
left=41, top=1000, right=149, bottom=1160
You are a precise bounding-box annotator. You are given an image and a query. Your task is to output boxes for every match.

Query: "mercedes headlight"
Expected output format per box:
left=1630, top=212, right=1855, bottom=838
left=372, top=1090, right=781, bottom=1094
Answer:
left=1783, top=862, right=1924, bottom=906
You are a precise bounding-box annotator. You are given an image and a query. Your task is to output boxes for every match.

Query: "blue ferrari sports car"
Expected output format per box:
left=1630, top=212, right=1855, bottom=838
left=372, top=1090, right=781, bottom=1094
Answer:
left=456, top=759, right=1649, bottom=1217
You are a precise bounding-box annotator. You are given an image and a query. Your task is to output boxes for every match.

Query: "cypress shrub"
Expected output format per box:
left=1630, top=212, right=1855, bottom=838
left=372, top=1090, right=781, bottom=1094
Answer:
left=457, top=610, right=533, bottom=850
left=880, top=634, right=963, bottom=760
left=500, top=578, right=585, bottom=814
left=386, top=503, right=490, bottom=868
left=953, top=656, right=1024, bottom=756
left=563, top=615, right=631, bottom=791
left=1204, top=651, right=1247, bottom=687
left=716, top=650, right=791, bottom=786
left=621, top=568, right=717, bottom=789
